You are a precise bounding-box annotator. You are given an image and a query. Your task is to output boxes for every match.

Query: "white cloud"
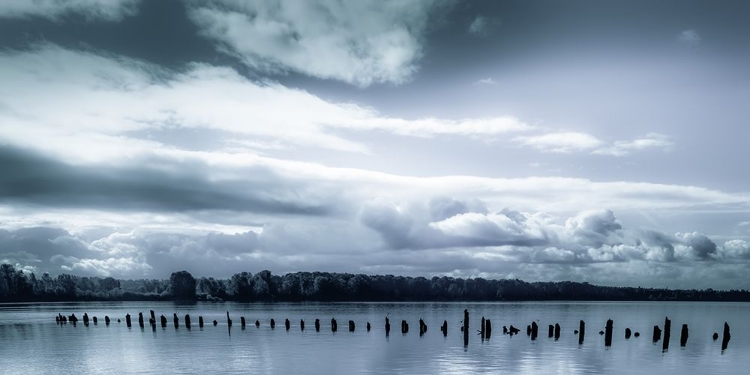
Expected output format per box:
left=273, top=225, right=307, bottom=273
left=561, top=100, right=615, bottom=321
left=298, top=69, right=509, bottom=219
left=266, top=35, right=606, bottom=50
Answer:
left=514, top=132, right=603, bottom=153
left=0, top=0, right=139, bottom=21
left=473, top=78, right=496, bottom=85
left=678, top=29, right=701, bottom=45
left=187, top=0, right=445, bottom=86
left=593, top=133, right=673, bottom=156
left=468, top=16, right=500, bottom=36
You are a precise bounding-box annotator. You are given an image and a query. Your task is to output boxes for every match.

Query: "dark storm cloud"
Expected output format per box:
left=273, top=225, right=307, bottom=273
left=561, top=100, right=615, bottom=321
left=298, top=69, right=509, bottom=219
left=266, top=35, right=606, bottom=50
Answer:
left=0, top=146, right=334, bottom=216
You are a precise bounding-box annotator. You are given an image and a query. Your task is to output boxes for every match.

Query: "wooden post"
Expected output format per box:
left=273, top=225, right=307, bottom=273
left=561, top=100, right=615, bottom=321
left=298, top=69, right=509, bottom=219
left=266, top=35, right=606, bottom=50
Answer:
left=173, top=313, right=179, bottom=329
left=441, top=320, right=447, bottom=337
left=549, top=325, right=554, bottom=338
left=385, top=317, right=390, bottom=336
left=185, top=314, right=191, bottom=330
left=401, top=320, right=408, bottom=333
left=605, top=319, right=613, bottom=347
left=722, top=322, right=731, bottom=351
left=84, top=313, right=90, bottom=326
left=486, top=319, right=492, bottom=339
left=160, top=315, right=167, bottom=328
left=300, top=319, right=305, bottom=331
left=349, top=320, right=355, bottom=332
left=125, top=314, right=131, bottom=328
left=150, top=310, right=156, bottom=327
left=420, top=318, right=427, bottom=336
left=463, top=309, right=469, bottom=347
left=227, top=312, right=232, bottom=328
left=240, top=316, right=246, bottom=328
left=713, top=332, right=719, bottom=340
left=271, top=318, right=276, bottom=329
left=93, top=316, right=98, bottom=325
left=652, top=325, right=662, bottom=342
left=285, top=319, right=291, bottom=331
left=625, top=328, right=631, bottom=339
left=255, top=320, right=260, bottom=328
left=662, top=317, right=671, bottom=351
left=554, top=323, right=561, bottom=340
left=315, top=318, right=320, bottom=332
left=531, top=321, right=538, bottom=340
left=680, top=324, right=688, bottom=347
left=137, top=312, right=143, bottom=328
left=199, top=316, right=204, bottom=328
left=366, top=322, right=371, bottom=332
left=105, top=316, right=110, bottom=325
left=213, top=320, right=218, bottom=326
left=331, top=318, right=337, bottom=332
left=480, top=317, right=486, bottom=340
left=526, top=325, right=531, bottom=336
left=579, top=320, right=585, bottom=344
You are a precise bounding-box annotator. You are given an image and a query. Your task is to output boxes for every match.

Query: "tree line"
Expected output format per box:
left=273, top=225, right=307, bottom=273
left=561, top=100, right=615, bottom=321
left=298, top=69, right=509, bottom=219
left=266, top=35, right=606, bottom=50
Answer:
left=1, top=263, right=748, bottom=302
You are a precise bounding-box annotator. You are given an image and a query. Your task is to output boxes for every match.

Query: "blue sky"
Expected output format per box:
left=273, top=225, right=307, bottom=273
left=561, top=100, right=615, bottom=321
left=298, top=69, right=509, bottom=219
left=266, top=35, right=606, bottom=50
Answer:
left=1, top=0, right=749, bottom=289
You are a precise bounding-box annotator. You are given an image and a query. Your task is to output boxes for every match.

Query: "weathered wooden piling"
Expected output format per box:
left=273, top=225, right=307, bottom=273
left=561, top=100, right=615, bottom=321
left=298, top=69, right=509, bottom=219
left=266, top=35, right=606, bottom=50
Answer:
left=285, top=319, right=291, bottom=331
left=150, top=310, right=156, bottom=326
left=160, top=315, right=167, bottom=328
left=385, top=317, right=391, bottom=336
left=625, top=328, right=631, bottom=339
left=241, top=316, right=246, bottom=328
left=69, top=313, right=78, bottom=323
left=605, top=319, right=613, bottom=347
left=331, top=318, right=338, bottom=332
left=137, top=312, right=143, bottom=328
left=722, top=322, right=731, bottom=351
left=713, top=332, right=719, bottom=340
left=526, top=325, right=531, bottom=336
left=509, top=325, right=520, bottom=335
left=125, top=314, right=131, bottom=328
left=173, top=313, right=179, bottom=329
left=105, top=316, right=110, bottom=325
left=554, top=323, right=561, bottom=340
left=579, top=320, right=585, bottom=345
left=680, top=324, right=688, bottom=347
left=226, top=312, right=232, bottom=328
left=301, top=319, right=305, bottom=331
left=419, top=318, right=427, bottom=336
left=463, top=309, right=469, bottom=346
left=663, top=317, right=671, bottom=351
left=315, top=318, right=320, bottom=332
left=367, top=322, right=371, bottom=332
left=185, top=314, right=191, bottom=330
left=441, top=320, right=448, bottom=336
left=531, top=322, right=538, bottom=340
left=401, top=320, right=408, bottom=333
left=213, top=320, right=218, bottom=326
left=349, top=320, right=355, bottom=332
left=549, top=324, right=554, bottom=338
left=199, top=316, right=204, bottom=328
left=271, top=318, right=276, bottom=329
left=255, top=319, right=260, bottom=328
left=634, top=332, right=640, bottom=337
left=485, top=319, right=492, bottom=339
left=652, top=325, right=662, bottom=342
left=83, top=313, right=90, bottom=326
left=93, top=316, right=98, bottom=325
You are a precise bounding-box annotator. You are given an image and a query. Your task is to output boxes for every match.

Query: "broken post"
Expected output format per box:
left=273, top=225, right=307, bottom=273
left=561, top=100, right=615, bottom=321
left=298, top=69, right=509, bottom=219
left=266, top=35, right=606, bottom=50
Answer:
left=160, top=315, right=167, bottom=328
left=300, top=319, right=305, bottom=331
left=185, top=314, right=191, bottom=330
left=554, top=323, right=561, bottom=340
left=125, top=314, right=131, bottom=328
left=549, top=325, right=554, bottom=338
left=173, top=313, right=179, bottom=329
left=722, top=322, right=731, bottom=351
left=93, top=316, right=98, bottom=325
left=441, top=320, right=447, bottom=337
left=605, top=319, right=613, bottom=347
left=531, top=322, right=538, bottom=341
left=227, top=312, right=232, bottom=328
left=105, top=316, right=110, bottom=325
left=331, top=318, right=337, bottom=332
left=349, top=320, right=355, bottom=332
left=680, top=324, right=688, bottom=347
left=653, top=325, right=662, bottom=342
left=84, top=313, right=90, bottom=326
left=199, top=316, right=204, bottom=328
left=463, top=309, right=469, bottom=347
left=401, top=320, right=408, bottom=333
left=625, top=328, right=631, bottom=339
left=137, top=313, right=143, bottom=328
left=663, top=317, right=671, bottom=351
left=486, top=319, right=492, bottom=339
left=579, top=320, right=585, bottom=345
left=315, top=318, right=320, bottom=332
left=241, top=316, right=246, bottom=329
left=367, top=322, right=371, bottom=332
left=150, top=310, right=156, bottom=327
left=420, top=319, right=427, bottom=336
left=255, top=320, right=260, bottom=328
left=285, top=319, right=291, bottom=331
left=271, top=319, right=276, bottom=329
left=385, top=317, right=391, bottom=336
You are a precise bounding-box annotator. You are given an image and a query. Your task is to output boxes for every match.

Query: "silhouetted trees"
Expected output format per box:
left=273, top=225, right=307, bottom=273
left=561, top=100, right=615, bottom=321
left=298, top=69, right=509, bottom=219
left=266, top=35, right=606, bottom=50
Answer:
left=1, top=263, right=749, bottom=302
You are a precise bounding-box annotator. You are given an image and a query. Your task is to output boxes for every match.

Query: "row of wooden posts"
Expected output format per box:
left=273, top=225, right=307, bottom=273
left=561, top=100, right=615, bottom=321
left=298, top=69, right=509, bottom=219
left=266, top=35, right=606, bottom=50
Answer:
left=54, top=309, right=732, bottom=350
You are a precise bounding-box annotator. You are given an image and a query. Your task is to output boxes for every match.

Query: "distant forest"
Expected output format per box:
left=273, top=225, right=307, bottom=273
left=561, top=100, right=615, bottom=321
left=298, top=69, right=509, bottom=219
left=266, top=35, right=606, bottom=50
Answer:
left=1, top=263, right=749, bottom=303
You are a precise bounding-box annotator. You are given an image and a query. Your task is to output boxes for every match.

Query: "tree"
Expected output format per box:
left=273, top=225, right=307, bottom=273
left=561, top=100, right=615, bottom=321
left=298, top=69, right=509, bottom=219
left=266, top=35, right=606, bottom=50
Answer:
left=168, top=270, right=197, bottom=300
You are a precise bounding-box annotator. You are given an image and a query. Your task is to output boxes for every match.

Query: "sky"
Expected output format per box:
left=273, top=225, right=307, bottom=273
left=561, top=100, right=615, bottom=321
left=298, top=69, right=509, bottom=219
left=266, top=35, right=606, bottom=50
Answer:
left=1, top=0, right=749, bottom=289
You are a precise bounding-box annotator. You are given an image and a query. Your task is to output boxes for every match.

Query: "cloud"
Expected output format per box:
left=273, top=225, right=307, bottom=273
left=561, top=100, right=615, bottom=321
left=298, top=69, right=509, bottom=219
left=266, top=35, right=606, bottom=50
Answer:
left=514, top=132, right=603, bottom=153
left=468, top=16, right=501, bottom=36
left=186, top=0, right=447, bottom=86
left=0, top=44, right=533, bottom=161
left=473, top=78, right=496, bottom=85
left=0, top=0, right=139, bottom=21
left=515, top=131, right=674, bottom=156
left=678, top=30, right=701, bottom=45
left=593, top=133, right=673, bottom=156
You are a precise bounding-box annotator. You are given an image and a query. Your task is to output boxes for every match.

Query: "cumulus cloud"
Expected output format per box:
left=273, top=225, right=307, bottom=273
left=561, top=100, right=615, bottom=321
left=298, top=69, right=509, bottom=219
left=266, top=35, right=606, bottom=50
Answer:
left=593, top=133, right=673, bottom=156
left=468, top=16, right=501, bottom=36
left=473, top=78, right=496, bottom=85
left=0, top=0, right=140, bottom=21
left=187, top=0, right=446, bottom=86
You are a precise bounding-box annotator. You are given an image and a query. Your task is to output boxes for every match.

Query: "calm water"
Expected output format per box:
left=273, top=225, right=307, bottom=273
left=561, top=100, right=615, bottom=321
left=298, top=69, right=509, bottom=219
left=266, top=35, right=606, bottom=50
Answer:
left=0, top=301, right=747, bottom=374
